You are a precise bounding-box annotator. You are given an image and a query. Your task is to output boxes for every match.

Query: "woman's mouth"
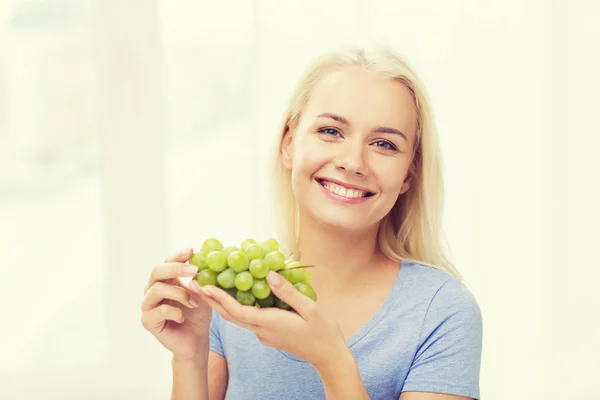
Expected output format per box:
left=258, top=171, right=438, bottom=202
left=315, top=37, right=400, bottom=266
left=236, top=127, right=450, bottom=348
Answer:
left=315, top=178, right=375, bottom=199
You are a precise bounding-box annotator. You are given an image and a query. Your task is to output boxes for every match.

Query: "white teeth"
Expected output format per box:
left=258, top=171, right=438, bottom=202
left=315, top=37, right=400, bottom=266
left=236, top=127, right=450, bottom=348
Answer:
left=321, top=181, right=367, bottom=198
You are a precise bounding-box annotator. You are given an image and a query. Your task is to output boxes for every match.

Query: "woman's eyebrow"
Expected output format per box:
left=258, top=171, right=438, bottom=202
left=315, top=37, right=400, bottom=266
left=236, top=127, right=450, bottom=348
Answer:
left=316, top=112, right=408, bottom=142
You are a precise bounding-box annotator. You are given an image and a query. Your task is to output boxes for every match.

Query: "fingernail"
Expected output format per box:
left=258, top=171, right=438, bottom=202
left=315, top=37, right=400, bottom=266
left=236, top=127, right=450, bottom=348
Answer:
left=184, top=266, right=198, bottom=276
left=190, top=280, right=201, bottom=293
left=202, top=286, right=213, bottom=297
left=189, top=298, right=200, bottom=307
left=266, top=271, right=280, bottom=288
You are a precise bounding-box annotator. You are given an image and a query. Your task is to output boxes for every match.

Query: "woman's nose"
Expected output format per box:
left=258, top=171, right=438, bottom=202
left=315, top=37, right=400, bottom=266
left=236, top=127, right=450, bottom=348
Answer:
left=333, top=142, right=367, bottom=176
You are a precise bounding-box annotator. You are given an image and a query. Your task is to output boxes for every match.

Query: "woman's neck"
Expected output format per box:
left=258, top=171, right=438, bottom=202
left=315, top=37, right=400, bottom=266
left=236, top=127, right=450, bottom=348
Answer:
left=296, top=214, right=384, bottom=290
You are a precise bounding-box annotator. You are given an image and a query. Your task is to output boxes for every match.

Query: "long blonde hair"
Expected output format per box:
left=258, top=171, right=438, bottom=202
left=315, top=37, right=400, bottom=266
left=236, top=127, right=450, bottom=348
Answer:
left=270, top=45, right=462, bottom=279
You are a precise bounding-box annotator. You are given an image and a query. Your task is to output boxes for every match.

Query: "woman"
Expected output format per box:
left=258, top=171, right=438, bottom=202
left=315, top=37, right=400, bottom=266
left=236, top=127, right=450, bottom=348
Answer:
left=141, top=46, right=483, bottom=400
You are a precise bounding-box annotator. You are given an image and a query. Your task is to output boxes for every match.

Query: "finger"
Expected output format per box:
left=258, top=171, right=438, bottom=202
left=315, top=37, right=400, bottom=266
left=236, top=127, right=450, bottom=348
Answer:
left=197, top=291, right=232, bottom=320
left=145, top=262, right=199, bottom=294
left=188, top=279, right=203, bottom=294
left=141, top=304, right=185, bottom=333
left=197, top=288, right=259, bottom=332
left=142, top=281, right=199, bottom=311
left=149, top=246, right=195, bottom=288
left=188, top=281, right=227, bottom=316
left=266, top=271, right=316, bottom=319
left=165, top=247, right=194, bottom=263
left=203, top=285, right=266, bottom=326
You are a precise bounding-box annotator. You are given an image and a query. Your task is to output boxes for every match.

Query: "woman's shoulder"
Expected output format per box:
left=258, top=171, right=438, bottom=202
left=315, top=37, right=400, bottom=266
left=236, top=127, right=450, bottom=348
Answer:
left=397, top=261, right=482, bottom=320
left=394, top=263, right=483, bottom=400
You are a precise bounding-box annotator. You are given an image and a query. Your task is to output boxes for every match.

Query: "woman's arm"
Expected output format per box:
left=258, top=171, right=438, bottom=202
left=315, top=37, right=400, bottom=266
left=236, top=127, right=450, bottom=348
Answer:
left=196, top=274, right=370, bottom=399
left=315, top=342, right=370, bottom=400
left=315, top=345, right=477, bottom=400
left=171, top=338, right=228, bottom=400
left=207, top=352, right=228, bottom=400
left=316, top=347, right=476, bottom=400
left=400, top=393, right=472, bottom=400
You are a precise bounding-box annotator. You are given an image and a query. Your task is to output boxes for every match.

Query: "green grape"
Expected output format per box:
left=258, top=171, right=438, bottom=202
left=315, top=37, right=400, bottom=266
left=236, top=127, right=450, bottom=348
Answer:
left=245, top=244, right=266, bottom=261
left=240, top=238, right=257, bottom=252
left=279, top=269, right=291, bottom=282
left=223, top=246, right=240, bottom=257
left=227, top=250, right=250, bottom=273
left=302, top=268, right=313, bottom=284
left=256, top=293, right=274, bottom=308
left=260, top=238, right=279, bottom=254
left=249, top=259, right=269, bottom=279
left=287, top=268, right=306, bottom=284
left=202, top=238, right=223, bottom=254
left=285, top=260, right=302, bottom=268
left=274, top=296, right=290, bottom=310
left=236, top=290, right=256, bottom=306
left=294, top=282, right=317, bottom=301
left=189, top=251, right=208, bottom=271
left=264, top=251, right=285, bottom=271
left=251, top=279, right=271, bottom=299
left=216, top=268, right=236, bottom=289
left=235, top=271, right=254, bottom=291
left=279, top=268, right=305, bottom=285
left=191, top=237, right=314, bottom=308
left=285, top=258, right=302, bottom=268
left=206, top=250, right=228, bottom=273
left=195, top=269, right=218, bottom=286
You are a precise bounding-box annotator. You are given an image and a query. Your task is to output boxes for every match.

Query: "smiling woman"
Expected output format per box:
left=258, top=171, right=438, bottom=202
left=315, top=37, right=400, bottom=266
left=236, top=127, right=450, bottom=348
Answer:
left=141, top=45, right=482, bottom=400
left=278, top=66, right=418, bottom=236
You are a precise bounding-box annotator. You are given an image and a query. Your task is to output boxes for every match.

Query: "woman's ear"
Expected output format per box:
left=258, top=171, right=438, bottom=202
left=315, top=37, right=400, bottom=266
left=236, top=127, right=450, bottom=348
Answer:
left=399, top=162, right=416, bottom=195
left=399, top=175, right=412, bottom=195
left=280, top=127, right=293, bottom=169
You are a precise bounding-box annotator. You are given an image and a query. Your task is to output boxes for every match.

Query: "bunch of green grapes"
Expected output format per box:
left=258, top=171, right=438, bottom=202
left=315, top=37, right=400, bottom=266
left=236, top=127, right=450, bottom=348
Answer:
left=190, top=237, right=317, bottom=309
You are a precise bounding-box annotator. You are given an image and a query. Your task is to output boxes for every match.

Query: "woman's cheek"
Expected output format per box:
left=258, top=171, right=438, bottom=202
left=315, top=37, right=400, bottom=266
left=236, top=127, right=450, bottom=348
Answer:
left=294, top=141, right=331, bottom=170
left=380, top=166, right=409, bottom=195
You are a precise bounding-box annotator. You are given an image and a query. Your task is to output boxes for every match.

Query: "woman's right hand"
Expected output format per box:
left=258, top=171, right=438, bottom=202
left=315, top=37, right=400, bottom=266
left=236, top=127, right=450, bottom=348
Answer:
left=141, top=248, right=212, bottom=360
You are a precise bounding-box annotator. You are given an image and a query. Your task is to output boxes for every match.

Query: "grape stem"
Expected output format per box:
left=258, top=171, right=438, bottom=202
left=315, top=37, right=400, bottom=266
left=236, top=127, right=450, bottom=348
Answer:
left=286, top=265, right=317, bottom=270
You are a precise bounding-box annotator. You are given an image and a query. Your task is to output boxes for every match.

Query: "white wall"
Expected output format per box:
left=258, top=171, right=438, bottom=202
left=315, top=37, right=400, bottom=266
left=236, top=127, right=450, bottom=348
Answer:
left=0, top=0, right=598, bottom=399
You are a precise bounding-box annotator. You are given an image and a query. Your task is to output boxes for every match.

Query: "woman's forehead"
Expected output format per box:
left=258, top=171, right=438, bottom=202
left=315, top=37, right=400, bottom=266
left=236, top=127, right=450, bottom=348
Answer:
left=301, top=68, right=417, bottom=138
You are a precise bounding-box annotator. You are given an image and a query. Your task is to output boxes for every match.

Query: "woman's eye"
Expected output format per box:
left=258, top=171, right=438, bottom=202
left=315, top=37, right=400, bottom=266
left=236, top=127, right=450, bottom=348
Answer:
left=373, top=140, right=398, bottom=151
left=318, top=128, right=341, bottom=137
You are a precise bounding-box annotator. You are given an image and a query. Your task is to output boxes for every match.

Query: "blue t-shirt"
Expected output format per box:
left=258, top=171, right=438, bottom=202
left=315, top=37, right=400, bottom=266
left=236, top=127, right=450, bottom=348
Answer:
left=209, top=261, right=483, bottom=399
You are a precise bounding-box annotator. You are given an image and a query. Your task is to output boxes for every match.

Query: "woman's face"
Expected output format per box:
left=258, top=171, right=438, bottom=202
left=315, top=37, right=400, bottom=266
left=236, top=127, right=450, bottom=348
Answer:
left=281, top=67, right=418, bottom=233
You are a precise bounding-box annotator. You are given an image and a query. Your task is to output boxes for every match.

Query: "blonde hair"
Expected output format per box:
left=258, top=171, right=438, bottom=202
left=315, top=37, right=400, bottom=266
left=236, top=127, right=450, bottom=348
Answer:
left=270, top=45, right=463, bottom=280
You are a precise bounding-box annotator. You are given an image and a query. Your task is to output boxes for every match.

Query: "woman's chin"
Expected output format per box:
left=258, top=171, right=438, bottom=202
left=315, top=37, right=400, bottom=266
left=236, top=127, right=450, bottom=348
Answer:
left=308, top=209, right=378, bottom=235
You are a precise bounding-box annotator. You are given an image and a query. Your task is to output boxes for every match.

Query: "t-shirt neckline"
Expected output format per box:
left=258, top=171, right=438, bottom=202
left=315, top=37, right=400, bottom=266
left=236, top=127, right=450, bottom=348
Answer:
left=276, top=260, right=408, bottom=363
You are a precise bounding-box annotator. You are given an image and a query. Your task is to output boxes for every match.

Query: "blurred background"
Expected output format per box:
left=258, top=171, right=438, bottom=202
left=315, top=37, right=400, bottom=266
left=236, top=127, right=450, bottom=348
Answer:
left=1, top=0, right=599, bottom=399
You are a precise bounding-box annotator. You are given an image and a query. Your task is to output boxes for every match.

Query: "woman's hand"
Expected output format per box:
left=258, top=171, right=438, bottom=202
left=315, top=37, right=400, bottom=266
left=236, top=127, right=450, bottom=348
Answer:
left=197, top=271, right=347, bottom=370
left=141, top=248, right=213, bottom=361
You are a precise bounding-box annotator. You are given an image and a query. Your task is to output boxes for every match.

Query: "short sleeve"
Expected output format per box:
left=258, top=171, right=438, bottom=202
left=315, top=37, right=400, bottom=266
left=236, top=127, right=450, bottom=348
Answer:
left=209, top=309, right=225, bottom=356
left=402, top=279, right=483, bottom=399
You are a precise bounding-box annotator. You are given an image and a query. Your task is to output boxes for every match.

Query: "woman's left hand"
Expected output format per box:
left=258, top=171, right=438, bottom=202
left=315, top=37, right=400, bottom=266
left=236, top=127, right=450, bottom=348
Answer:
left=197, top=271, right=347, bottom=370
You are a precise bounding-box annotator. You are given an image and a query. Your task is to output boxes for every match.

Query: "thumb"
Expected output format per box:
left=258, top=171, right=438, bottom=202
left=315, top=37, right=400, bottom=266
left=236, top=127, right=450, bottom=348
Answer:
left=165, top=247, right=194, bottom=263
left=266, top=271, right=314, bottom=317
